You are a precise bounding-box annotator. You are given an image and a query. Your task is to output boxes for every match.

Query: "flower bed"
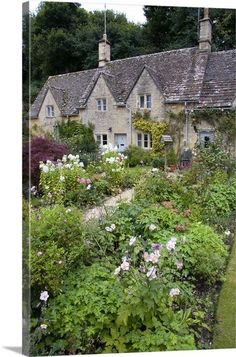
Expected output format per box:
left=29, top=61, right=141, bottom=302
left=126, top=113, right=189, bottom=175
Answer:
left=26, top=141, right=236, bottom=355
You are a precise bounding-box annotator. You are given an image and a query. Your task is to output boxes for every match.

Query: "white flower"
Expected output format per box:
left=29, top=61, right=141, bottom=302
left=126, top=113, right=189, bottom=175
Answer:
left=105, top=226, right=112, bottom=232
left=79, top=162, right=84, bottom=168
left=65, top=164, right=72, bottom=169
left=47, top=193, right=52, bottom=198
left=42, top=165, right=49, bottom=173
left=40, top=291, right=49, bottom=302
left=87, top=184, right=91, bottom=190
left=120, top=261, right=130, bottom=271
left=46, top=160, right=51, bottom=164
left=68, top=154, right=75, bottom=160
left=149, top=251, right=160, bottom=264
left=176, top=261, right=183, bottom=270
left=40, top=324, right=47, bottom=330
left=224, top=230, right=231, bottom=236
left=58, top=260, right=63, bottom=265
left=66, top=208, right=72, bottom=213
left=129, top=236, right=136, bottom=246
left=114, top=266, right=121, bottom=275
left=45, top=185, right=49, bottom=190
left=166, top=237, right=177, bottom=251
left=37, top=251, right=43, bottom=257
left=146, top=266, right=157, bottom=280
left=149, top=224, right=157, bottom=231
left=110, top=223, right=116, bottom=231
left=169, top=288, right=180, bottom=297
left=151, top=168, right=158, bottom=173
left=62, top=155, right=67, bottom=162
left=31, top=186, right=36, bottom=192
left=59, top=175, right=65, bottom=182
left=143, top=252, right=150, bottom=262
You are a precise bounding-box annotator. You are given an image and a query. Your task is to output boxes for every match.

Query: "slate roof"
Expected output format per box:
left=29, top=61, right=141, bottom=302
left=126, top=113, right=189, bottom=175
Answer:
left=30, top=47, right=236, bottom=118
left=198, top=50, right=236, bottom=108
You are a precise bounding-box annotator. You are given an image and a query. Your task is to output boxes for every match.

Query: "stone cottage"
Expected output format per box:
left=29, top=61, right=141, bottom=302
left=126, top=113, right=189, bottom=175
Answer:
left=29, top=9, right=236, bottom=152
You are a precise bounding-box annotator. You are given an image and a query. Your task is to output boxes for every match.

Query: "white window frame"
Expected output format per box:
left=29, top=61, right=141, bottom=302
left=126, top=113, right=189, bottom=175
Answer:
left=97, top=98, right=107, bottom=111
left=137, top=132, right=151, bottom=149
left=45, top=105, right=54, bottom=118
left=138, top=94, right=152, bottom=110
left=96, top=134, right=108, bottom=146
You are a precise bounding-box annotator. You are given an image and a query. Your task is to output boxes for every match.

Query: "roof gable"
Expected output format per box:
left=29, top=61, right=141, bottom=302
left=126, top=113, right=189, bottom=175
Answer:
left=30, top=47, right=236, bottom=117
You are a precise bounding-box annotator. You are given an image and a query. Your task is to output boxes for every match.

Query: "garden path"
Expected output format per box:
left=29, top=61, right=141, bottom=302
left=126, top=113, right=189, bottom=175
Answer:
left=84, top=188, right=134, bottom=221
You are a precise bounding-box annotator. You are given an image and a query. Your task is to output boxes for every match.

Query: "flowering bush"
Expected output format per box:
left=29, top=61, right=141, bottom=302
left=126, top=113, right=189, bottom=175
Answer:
left=39, top=154, right=87, bottom=203
left=30, top=204, right=86, bottom=298
left=101, top=145, right=127, bottom=193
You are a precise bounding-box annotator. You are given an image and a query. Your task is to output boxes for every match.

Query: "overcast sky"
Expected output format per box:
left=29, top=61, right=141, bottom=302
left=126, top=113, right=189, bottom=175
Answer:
left=29, top=0, right=236, bottom=25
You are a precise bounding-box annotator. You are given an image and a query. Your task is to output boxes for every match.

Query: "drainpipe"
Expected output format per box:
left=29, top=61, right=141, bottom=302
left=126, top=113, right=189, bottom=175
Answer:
left=126, top=103, right=132, bottom=145
left=184, top=101, right=189, bottom=147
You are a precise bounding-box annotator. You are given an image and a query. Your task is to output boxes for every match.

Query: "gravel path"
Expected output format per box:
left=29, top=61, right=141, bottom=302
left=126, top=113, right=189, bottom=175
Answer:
left=84, top=188, right=134, bottom=221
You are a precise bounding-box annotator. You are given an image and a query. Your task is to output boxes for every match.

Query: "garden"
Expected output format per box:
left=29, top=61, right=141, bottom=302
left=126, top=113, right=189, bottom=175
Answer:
left=23, top=121, right=236, bottom=355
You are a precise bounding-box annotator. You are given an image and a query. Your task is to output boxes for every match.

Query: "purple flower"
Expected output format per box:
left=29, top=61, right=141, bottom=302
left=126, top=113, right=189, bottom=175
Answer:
left=146, top=266, right=157, bottom=280
left=151, top=243, right=161, bottom=251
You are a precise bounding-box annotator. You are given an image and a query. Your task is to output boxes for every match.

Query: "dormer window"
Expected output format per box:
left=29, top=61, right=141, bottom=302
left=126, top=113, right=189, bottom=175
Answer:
left=45, top=105, right=54, bottom=118
left=97, top=98, right=107, bottom=111
left=138, top=94, right=152, bottom=109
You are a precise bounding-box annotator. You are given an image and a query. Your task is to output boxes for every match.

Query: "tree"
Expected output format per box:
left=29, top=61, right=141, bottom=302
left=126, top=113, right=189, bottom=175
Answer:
left=143, top=6, right=235, bottom=52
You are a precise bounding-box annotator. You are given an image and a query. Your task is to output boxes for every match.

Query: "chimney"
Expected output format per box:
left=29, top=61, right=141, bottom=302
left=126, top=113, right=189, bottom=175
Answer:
left=98, top=34, right=111, bottom=67
left=199, top=8, right=212, bottom=51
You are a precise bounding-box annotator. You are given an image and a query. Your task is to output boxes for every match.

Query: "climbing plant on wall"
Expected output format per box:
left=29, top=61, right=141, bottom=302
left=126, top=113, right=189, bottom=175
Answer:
left=132, top=111, right=167, bottom=153
left=191, top=108, right=236, bottom=143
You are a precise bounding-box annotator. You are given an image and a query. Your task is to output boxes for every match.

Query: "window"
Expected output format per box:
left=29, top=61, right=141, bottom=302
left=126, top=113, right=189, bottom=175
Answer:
left=199, top=131, right=215, bottom=147
left=45, top=105, right=54, bottom=118
left=137, top=133, right=151, bottom=149
left=138, top=94, right=152, bottom=109
left=137, top=133, right=142, bottom=147
left=146, top=95, right=152, bottom=109
left=97, top=98, right=107, bottom=111
left=96, top=134, right=108, bottom=146
left=144, top=133, right=149, bottom=148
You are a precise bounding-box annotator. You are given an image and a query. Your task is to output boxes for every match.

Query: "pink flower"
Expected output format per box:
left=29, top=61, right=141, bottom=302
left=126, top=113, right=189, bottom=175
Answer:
left=146, top=266, right=157, bottom=280
left=120, top=261, right=130, bottom=271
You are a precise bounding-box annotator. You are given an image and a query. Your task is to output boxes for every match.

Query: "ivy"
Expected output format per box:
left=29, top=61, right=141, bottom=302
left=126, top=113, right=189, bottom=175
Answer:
left=132, top=111, right=167, bottom=153
left=191, top=108, right=236, bottom=141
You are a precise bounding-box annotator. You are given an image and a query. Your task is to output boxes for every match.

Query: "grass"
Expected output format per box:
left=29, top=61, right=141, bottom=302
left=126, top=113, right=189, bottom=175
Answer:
left=213, top=235, right=236, bottom=348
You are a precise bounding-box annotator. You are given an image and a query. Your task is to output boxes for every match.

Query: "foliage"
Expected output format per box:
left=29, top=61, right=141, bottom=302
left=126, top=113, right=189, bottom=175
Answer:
left=22, top=137, right=69, bottom=188
left=167, top=147, right=178, bottom=165
left=143, top=6, right=235, bottom=52
left=133, top=113, right=167, bottom=153
left=57, top=120, right=98, bottom=154
left=201, top=178, right=236, bottom=220
left=152, top=156, right=165, bottom=169
left=124, top=145, right=152, bottom=167
left=39, top=154, right=86, bottom=204
left=135, top=169, right=187, bottom=208
left=29, top=205, right=85, bottom=297
left=100, top=145, right=127, bottom=194
left=191, top=108, right=236, bottom=144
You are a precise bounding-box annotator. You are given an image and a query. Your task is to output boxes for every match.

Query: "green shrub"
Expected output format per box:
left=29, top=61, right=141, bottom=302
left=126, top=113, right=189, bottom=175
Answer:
left=30, top=205, right=86, bottom=296
left=124, top=145, right=152, bottom=167
left=57, top=120, right=98, bottom=154
left=179, top=223, right=228, bottom=284
left=152, top=156, right=165, bottom=168
left=32, top=263, right=124, bottom=355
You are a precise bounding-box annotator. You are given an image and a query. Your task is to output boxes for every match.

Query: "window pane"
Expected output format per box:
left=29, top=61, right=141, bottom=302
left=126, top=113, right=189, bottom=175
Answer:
left=139, top=96, right=145, bottom=108
left=96, top=135, right=101, bottom=145
left=144, top=133, right=148, bottom=148
left=146, top=95, right=152, bottom=109
left=102, top=99, right=107, bottom=111
left=102, top=134, right=108, bottom=145
left=137, top=133, right=142, bottom=147
left=97, top=99, right=101, bottom=110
